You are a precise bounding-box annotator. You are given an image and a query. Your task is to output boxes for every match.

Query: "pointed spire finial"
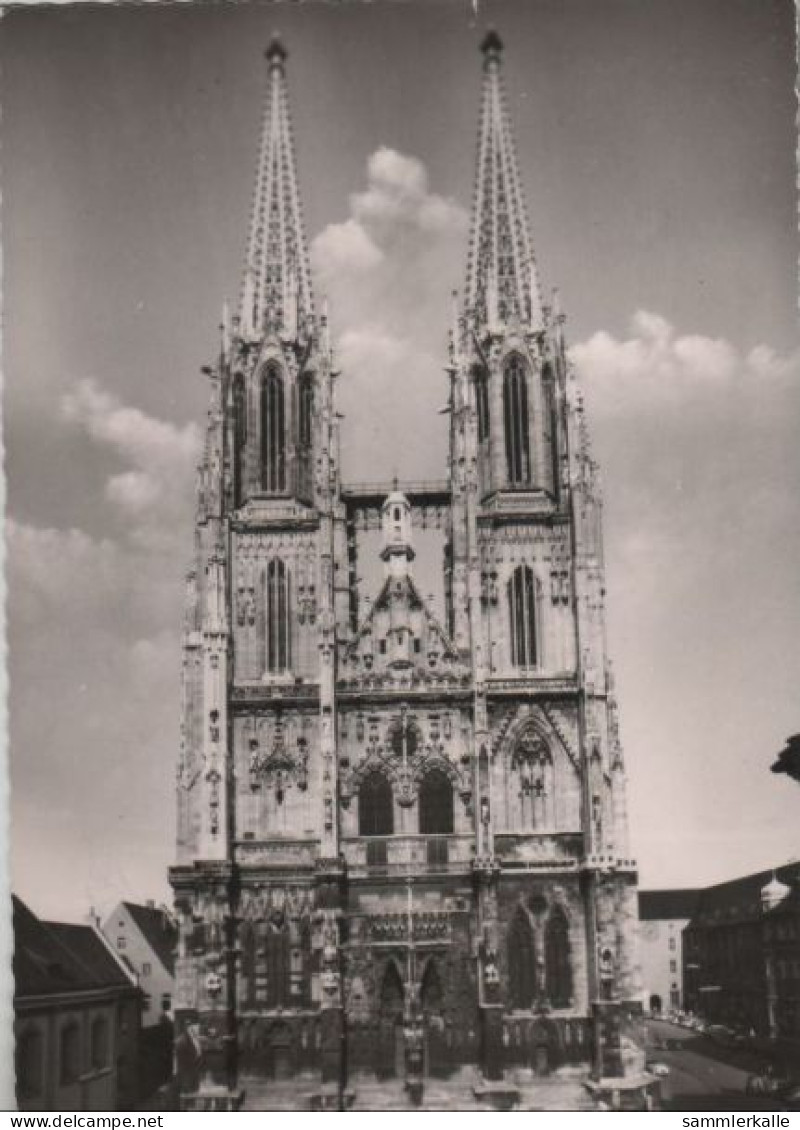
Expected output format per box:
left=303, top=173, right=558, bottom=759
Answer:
left=265, top=34, right=287, bottom=70
left=464, top=29, right=543, bottom=335
left=240, top=39, right=314, bottom=339
left=481, top=28, right=503, bottom=69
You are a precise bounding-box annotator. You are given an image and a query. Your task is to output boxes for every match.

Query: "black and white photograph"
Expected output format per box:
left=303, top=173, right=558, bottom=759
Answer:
left=3, top=0, right=799, bottom=1113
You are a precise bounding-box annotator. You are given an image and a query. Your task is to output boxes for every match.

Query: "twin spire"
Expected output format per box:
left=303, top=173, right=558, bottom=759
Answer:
left=465, top=31, right=544, bottom=333
left=239, top=30, right=542, bottom=341
left=240, top=37, right=314, bottom=339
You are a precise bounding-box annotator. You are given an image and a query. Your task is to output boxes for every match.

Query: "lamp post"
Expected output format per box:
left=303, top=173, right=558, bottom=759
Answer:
left=404, top=873, right=424, bottom=1106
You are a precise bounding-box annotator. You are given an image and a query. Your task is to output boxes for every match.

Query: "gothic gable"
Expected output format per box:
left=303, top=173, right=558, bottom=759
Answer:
left=338, top=574, right=467, bottom=688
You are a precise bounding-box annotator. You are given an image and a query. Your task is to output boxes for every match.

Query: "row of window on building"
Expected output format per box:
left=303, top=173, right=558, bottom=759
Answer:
left=235, top=354, right=556, bottom=498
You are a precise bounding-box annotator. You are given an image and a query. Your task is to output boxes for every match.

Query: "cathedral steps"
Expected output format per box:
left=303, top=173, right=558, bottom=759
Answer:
left=239, top=1069, right=596, bottom=1111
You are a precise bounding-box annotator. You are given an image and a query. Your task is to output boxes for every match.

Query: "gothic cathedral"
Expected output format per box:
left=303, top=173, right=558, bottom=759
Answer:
left=171, top=32, right=641, bottom=1110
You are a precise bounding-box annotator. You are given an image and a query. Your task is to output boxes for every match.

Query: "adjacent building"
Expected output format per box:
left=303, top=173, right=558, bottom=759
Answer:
left=170, top=32, right=641, bottom=1109
left=102, top=901, right=177, bottom=1027
left=13, top=896, right=142, bottom=1111
left=683, top=864, right=800, bottom=1058
left=638, top=890, right=700, bottom=1015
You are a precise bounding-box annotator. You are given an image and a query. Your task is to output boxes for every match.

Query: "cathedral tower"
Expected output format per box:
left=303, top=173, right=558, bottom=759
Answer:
left=170, top=32, right=640, bottom=1112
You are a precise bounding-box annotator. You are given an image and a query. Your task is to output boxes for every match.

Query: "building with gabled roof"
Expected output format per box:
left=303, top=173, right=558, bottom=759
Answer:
left=13, top=896, right=141, bottom=1111
left=102, top=901, right=177, bottom=1029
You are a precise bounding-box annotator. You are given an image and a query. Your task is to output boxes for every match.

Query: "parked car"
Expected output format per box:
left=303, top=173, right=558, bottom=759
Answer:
left=647, top=1061, right=671, bottom=1078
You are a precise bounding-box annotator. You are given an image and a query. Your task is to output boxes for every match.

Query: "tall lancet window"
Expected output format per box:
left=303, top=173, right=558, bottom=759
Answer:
left=473, top=365, right=490, bottom=442
left=545, top=908, right=572, bottom=1008
left=261, top=364, right=285, bottom=492
left=542, top=364, right=559, bottom=496
left=508, top=908, right=536, bottom=1009
left=233, top=373, right=246, bottom=506
left=359, top=771, right=394, bottom=836
left=503, top=355, right=531, bottom=485
left=508, top=564, right=537, bottom=668
left=265, top=559, right=292, bottom=673
left=298, top=374, right=314, bottom=449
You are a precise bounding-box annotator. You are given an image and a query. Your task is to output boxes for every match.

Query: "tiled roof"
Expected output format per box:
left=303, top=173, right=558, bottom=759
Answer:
left=14, top=896, right=134, bottom=1000
left=638, top=889, right=702, bottom=921
left=686, top=863, right=800, bottom=929
left=121, top=902, right=177, bottom=976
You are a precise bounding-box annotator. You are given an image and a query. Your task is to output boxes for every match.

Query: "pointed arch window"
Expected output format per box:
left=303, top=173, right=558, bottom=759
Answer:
left=359, top=771, right=394, bottom=836
left=545, top=908, right=572, bottom=1008
left=265, top=923, right=291, bottom=1008
left=265, top=559, right=292, bottom=673
left=503, top=354, right=531, bottom=485
left=542, top=364, right=559, bottom=496
left=421, top=959, right=444, bottom=1014
left=508, top=908, right=536, bottom=1009
left=261, top=364, right=285, bottom=492
left=298, top=374, right=314, bottom=449
left=473, top=365, right=490, bottom=442
left=419, top=768, right=454, bottom=835
left=233, top=373, right=246, bottom=506
left=508, top=564, right=537, bottom=668
left=241, top=922, right=257, bottom=1008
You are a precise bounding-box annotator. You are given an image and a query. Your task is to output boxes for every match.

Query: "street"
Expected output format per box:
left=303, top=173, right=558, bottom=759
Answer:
left=645, top=1019, right=785, bottom=1112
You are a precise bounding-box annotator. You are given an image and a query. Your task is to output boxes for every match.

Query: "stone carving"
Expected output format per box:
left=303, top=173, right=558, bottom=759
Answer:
left=248, top=715, right=309, bottom=799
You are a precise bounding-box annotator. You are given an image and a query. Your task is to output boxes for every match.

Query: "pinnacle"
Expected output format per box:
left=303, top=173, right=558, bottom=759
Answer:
left=464, top=30, right=542, bottom=333
left=265, top=34, right=287, bottom=67
left=480, top=28, right=503, bottom=64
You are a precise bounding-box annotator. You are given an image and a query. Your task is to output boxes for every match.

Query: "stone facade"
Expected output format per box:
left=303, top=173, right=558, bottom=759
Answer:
left=169, top=32, right=641, bottom=1108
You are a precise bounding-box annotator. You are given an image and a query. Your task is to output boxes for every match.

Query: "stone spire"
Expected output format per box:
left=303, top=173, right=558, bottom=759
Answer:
left=240, top=36, right=314, bottom=338
left=464, top=30, right=543, bottom=333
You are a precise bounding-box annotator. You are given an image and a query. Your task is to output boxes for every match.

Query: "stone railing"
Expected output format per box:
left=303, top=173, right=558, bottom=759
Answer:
left=493, top=832, right=583, bottom=868
left=343, top=834, right=474, bottom=875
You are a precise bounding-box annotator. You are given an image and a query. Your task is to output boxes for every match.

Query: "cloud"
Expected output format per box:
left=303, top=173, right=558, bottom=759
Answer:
left=312, top=147, right=466, bottom=282
left=60, top=378, right=200, bottom=549
left=312, top=218, right=383, bottom=276
left=9, top=383, right=203, bottom=917
left=310, top=149, right=465, bottom=482
left=570, top=312, right=800, bottom=887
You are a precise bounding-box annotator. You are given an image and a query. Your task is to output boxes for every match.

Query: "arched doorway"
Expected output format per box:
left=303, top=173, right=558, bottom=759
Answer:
left=649, top=994, right=662, bottom=1016
left=377, top=963, right=405, bottom=1080
left=269, top=1021, right=292, bottom=1081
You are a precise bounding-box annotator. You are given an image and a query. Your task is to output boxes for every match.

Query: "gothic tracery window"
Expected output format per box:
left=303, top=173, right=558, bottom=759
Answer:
left=419, top=768, right=454, bottom=835
left=233, top=373, right=246, bottom=506
left=508, top=908, right=536, bottom=1009
left=503, top=354, right=531, bottom=485
left=473, top=365, right=490, bottom=442
left=542, top=364, right=558, bottom=495
left=545, top=907, right=572, bottom=1008
left=508, top=564, right=538, bottom=668
left=265, top=923, right=291, bottom=1008
left=261, top=364, right=285, bottom=492
left=265, top=559, right=292, bottom=673
left=359, top=771, right=394, bottom=836
left=298, top=374, right=314, bottom=449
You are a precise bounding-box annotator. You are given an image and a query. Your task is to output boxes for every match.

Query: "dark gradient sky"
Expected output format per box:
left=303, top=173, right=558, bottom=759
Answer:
left=3, top=0, right=798, bottom=921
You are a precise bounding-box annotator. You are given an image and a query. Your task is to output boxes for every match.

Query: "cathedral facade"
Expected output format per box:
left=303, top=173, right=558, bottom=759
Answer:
left=170, top=32, right=641, bottom=1110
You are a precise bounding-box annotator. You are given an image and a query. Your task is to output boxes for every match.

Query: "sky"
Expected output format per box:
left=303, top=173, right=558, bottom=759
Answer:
left=2, top=0, right=798, bottom=923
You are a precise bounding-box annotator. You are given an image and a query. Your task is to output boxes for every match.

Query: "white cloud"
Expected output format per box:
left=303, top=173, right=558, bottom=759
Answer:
left=312, top=146, right=466, bottom=284
left=60, top=378, right=200, bottom=549
left=570, top=312, right=800, bottom=888
left=311, top=218, right=383, bottom=276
